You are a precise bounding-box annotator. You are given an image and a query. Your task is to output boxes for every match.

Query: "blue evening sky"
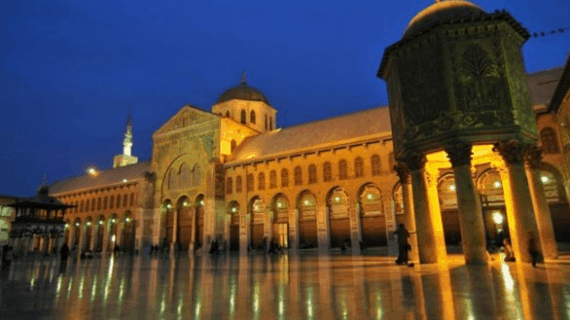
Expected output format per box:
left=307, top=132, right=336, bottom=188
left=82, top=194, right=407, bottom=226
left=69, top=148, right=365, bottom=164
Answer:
left=1, top=0, right=569, bottom=196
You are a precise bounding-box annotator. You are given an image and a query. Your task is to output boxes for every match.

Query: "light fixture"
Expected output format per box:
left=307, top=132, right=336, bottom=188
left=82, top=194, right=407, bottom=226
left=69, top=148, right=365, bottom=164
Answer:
left=493, top=181, right=501, bottom=188
left=75, top=222, right=79, bottom=227
left=166, top=204, right=172, bottom=209
left=111, top=218, right=116, bottom=224
left=335, top=196, right=340, bottom=202
left=86, top=167, right=98, bottom=176
left=86, top=221, right=91, bottom=226
left=183, top=201, right=188, bottom=207
left=111, top=235, right=116, bottom=243
left=492, top=212, right=504, bottom=225
left=122, top=179, right=127, bottom=183
left=65, top=223, right=69, bottom=229
left=367, top=194, right=373, bottom=200
left=304, top=200, right=310, bottom=205
left=200, top=200, right=204, bottom=206
left=125, top=217, right=130, bottom=223
left=541, top=176, right=549, bottom=183
left=99, top=220, right=103, bottom=225
left=277, top=202, right=282, bottom=208
left=231, top=207, right=237, bottom=213
left=449, top=184, right=456, bottom=191
left=254, top=205, right=258, bottom=210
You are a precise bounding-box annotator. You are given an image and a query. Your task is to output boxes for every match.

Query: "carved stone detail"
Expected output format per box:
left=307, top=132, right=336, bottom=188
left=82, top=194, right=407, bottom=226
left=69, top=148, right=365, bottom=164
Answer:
left=524, top=145, right=543, bottom=169
left=445, top=142, right=473, bottom=167
left=492, top=140, right=530, bottom=165
left=402, top=152, right=427, bottom=171
left=394, top=162, right=411, bottom=184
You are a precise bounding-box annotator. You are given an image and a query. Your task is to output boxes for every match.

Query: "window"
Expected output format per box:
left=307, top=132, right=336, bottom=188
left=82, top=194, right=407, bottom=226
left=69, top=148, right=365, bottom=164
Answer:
left=231, top=140, right=237, bottom=152
left=123, top=194, right=128, bottom=207
left=354, top=157, right=364, bottom=178
left=258, top=173, right=265, bottom=190
left=323, top=162, right=332, bottom=182
left=371, top=154, right=381, bottom=176
left=247, top=174, right=254, bottom=192
left=281, top=169, right=289, bottom=187
left=265, top=115, right=268, bottom=129
left=226, top=177, right=233, bottom=194
left=241, top=110, right=247, bottom=124
left=225, top=111, right=230, bottom=117
left=180, top=163, right=191, bottom=189
left=192, top=164, right=201, bottom=187
left=80, top=200, right=84, bottom=212
left=308, top=164, right=317, bottom=184
left=97, top=198, right=101, bottom=210
left=269, top=170, right=277, bottom=189
left=130, top=193, right=135, bottom=206
left=541, top=127, right=560, bottom=154
left=103, top=197, right=108, bottom=210
left=236, top=176, right=243, bottom=193
left=250, top=110, right=256, bottom=124
left=116, top=195, right=121, bottom=208
left=168, top=168, right=177, bottom=190
left=110, top=196, right=114, bottom=209
left=294, top=166, right=302, bottom=186
left=269, top=116, right=273, bottom=130
left=339, top=160, right=348, bottom=180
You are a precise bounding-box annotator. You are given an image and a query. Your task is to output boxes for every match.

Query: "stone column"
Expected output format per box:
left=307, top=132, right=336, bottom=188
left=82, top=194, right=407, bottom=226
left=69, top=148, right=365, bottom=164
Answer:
left=445, top=142, right=488, bottom=265
left=289, top=208, right=299, bottom=251
left=348, top=199, right=361, bottom=255
left=239, top=213, right=249, bottom=255
left=266, top=210, right=274, bottom=254
left=90, top=224, right=97, bottom=251
left=394, top=162, right=419, bottom=263
left=493, top=140, right=543, bottom=263
left=404, top=152, right=445, bottom=264
left=525, top=146, right=558, bottom=260
left=102, top=222, right=109, bottom=255
left=189, top=207, right=197, bottom=253
left=317, top=204, right=329, bottom=254
left=171, top=208, right=179, bottom=253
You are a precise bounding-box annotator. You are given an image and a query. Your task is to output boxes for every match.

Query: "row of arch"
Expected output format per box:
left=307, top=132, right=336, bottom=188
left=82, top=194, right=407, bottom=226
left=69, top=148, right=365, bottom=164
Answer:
left=65, top=211, right=136, bottom=253
left=231, top=109, right=274, bottom=130
left=166, top=163, right=202, bottom=191
left=162, top=194, right=205, bottom=251
left=226, top=154, right=396, bottom=195
left=63, top=193, right=135, bottom=214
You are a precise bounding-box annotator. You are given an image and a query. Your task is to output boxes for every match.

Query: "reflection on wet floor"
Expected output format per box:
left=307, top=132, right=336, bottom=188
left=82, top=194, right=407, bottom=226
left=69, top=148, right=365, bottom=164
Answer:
left=1, top=254, right=570, bottom=319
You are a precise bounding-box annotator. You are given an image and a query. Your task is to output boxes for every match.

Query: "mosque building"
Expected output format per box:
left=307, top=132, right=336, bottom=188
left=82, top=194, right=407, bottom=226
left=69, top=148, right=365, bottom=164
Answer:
left=40, top=0, right=570, bottom=264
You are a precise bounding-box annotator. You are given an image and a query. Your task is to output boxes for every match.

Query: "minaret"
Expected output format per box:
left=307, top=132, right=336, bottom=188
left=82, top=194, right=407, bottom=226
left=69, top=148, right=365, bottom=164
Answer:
left=113, top=109, right=138, bottom=168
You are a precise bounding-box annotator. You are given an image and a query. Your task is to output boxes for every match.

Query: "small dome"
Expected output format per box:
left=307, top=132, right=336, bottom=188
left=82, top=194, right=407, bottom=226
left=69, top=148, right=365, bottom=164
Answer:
left=404, top=0, right=486, bottom=38
left=216, top=76, right=271, bottom=106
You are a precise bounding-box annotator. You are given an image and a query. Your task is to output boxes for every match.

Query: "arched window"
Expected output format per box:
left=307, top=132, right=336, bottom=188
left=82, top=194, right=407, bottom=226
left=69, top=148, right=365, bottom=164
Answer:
left=281, top=169, right=289, bottom=187
left=258, top=173, right=265, bottom=190
left=97, top=198, right=102, bottom=210
left=323, top=162, right=332, bottom=182
left=270, top=170, right=277, bottom=188
left=294, top=166, right=303, bottom=185
left=388, top=152, right=396, bottom=173
left=130, top=193, right=135, bottom=206
left=236, top=176, right=243, bottom=193
left=179, top=163, right=191, bottom=189
left=265, top=115, right=268, bottom=129
left=103, top=197, right=108, bottom=210
left=269, top=116, right=273, bottom=130
left=109, top=196, right=114, bottom=209
left=116, top=195, right=121, bottom=208
left=225, top=111, right=230, bottom=117
left=354, top=157, right=364, bottom=178
left=308, top=164, right=317, bottom=184
left=231, top=140, right=237, bottom=152
left=250, top=110, right=256, bottom=124
left=193, top=164, right=201, bottom=187
left=91, top=199, right=96, bottom=211
left=371, top=154, right=381, bottom=176
left=339, top=160, right=348, bottom=180
left=541, top=127, right=560, bottom=154
left=226, top=177, right=233, bottom=194
left=168, top=168, right=177, bottom=190
left=241, top=110, right=247, bottom=124
left=247, top=174, right=254, bottom=192
left=123, top=194, right=128, bottom=207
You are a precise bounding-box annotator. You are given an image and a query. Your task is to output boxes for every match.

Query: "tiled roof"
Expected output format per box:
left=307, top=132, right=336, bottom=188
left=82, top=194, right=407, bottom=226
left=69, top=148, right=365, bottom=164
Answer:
left=50, top=161, right=151, bottom=195
left=527, top=67, right=564, bottom=107
left=227, top=106, right=391, bottom=163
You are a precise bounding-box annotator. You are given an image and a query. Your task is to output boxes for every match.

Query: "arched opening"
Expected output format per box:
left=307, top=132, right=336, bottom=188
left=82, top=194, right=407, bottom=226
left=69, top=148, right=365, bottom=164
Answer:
left=64, top=220, right=70, bottom=246
left=84, top=217, right=93, bottom=252
left=249, top=196, right=265, bottom=249
left=228, top=201, right=240, bottom=251
left=121, top=211, right=135, bottom=253
left=176, top=196, right=192, bottom=251
left=194, top=195, right=205, bottom=250
left=107, top=214, right=118, bottom=251
left=250, top=110, right=256, bottom=124
left=393, top=183, right=405, bottom=225
left=72, top=218, right=81, bottom=249
left=359, top=184, right=387, bottom=247
left=477, top=169, right=509, bottom=247
left=95, top=215, right=105, bottom=252
left=225, top=110, right=230, bottom=118
left=540, top=164, right=570, bottom=241
left=297, top=191, right=317, bottom=248
left=327, top=187, right=350, bottom=248
left=271, top=194, right=289, bottom=248
left=437, top=174, right=462, bottom=246
left=240, top=110, right=247, bottom=124
left=163, top=199, right=174, bottom=246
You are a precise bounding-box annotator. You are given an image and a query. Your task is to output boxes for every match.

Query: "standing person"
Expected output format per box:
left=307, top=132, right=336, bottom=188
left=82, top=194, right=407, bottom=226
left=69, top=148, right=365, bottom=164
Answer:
left=528, top=232, right=540, bottom=268
left=395, top=224, right=412, bottom=265
left=503, top=239, right=515, bottom=262
left=60, top=243, right=70, bottom=263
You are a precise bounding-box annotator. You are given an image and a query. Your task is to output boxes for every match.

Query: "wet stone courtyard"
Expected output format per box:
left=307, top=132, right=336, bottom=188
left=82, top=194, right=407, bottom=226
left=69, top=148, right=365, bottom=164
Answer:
left=1, top=253, right=570, bottom=319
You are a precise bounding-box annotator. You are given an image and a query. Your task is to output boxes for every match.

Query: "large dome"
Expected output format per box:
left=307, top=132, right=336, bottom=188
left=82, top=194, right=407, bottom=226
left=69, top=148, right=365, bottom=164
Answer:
left=403, top=0, right=486, bottom=38
left=216, top=78, right=271, bottom=106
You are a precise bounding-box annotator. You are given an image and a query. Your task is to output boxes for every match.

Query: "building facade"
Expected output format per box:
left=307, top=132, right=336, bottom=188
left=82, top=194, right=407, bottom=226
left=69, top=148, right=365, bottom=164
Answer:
left=47, top=2, right=570, bottom=263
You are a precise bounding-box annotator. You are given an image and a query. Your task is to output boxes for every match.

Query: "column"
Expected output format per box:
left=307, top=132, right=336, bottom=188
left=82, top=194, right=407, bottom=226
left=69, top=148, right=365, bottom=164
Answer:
left=171, top=208, right=178, bottom=253
left=289, top=208, right=299, bottom=251
left=89, top=224, right=97, bottom=251
left=190, top=207, right=197, bottom=253
left=404, top=152, right=446, bottom=264
left=493, top=140, right=543, bottom=263
left=317, top=204, right=329, bottom=254
left=239, top=213, right=249, bottom=255
left=348, top=199, right=361, bottom=255
left=524, top=145, right=558, bottom=260
left=445, top=142, right=488, bottom=265
left=394, top=162, right=419, bottom=263
left=102, top=221, right=110, bottom=255
left=266, top=210, right=274, bottom=254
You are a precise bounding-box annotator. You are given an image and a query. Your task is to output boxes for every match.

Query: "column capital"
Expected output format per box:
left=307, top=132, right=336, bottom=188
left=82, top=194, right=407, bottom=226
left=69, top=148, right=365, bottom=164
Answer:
left=492, top=140, right=530, bottom=165
left=401, top=152, right=427, bottom=171
left=524, top=145, right=543, bottom=169
left=394, top=162, right=411, bottom=184
left=445, top=142, right=473, bottom=167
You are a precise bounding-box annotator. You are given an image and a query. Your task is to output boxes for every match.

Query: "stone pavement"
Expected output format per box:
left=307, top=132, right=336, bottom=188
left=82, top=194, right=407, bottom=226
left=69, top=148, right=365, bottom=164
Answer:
left=1, top=253, right=570, bottom=319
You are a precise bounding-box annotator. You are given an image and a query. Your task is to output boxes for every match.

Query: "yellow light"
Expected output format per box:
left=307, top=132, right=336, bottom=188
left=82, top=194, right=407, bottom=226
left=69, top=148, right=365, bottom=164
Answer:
left=87, top=167, right=98, bottom=176
left=166, top=204, right=172, bottom=209
left=111, top=218, right=115, bottom=224
left=125, top=217, right=130, bottom=223
left=335, top=196, right=340, bottom=202
left=541, top=176, right=549, bottom=183
left=449, top=184, right=456, bottom=191
left=304, top=200, right=309, bottom=205
left=200, top=200, right=204, bottom=206
left=65, top=223, right=69, bottom=229
left=492, top=212, right=504, bottom=225
left=277, top=202, right=282, bottom=208
left=75, top=222, right=79, bottom=227
left=86, top=221, right=91, bottom=226
left=122, top=179, right=127, bottom=183
left=254, top=205, right=258, bottom=210
left=183, top=201, right=188, bottom=207
left=99, top=220, right=103, bottom=225
left=367, top=194, right=373, bottom=200
left=111, top=235, right=116, bottom=243
left=231, top=207, right=237, bottom=212
left=493, top=181, right=501, bottom=188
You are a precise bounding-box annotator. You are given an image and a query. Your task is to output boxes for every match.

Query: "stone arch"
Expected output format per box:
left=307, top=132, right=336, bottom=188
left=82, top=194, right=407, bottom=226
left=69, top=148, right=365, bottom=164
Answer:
left=72, top=217, right=82, bottom=247
left=326, top=187, right=350, bottom=248
left=476, top=168, right=508, bottom=244
left=121, top=211, right=135, bottom=252
left=162, top=199, right=174, bottom=246
left=296, top=190, right=318, bottom=248
left=194, top=194, right=205, bottom=249
left=358, top=183, right=387, bottom=247
left=107, top=213, right=119, bottom=251
left=95, top=215, right=105, bottom=252
left=240, top=109, right=247, bottom=124
left=176, top=196, right=192, bottom=251
left=64, top=219, right=71, bottom=245
left=225, top=110, right=230, bottom=118
left=248, top=195, right=265, bottom=249
left=227, top=201, right=240, bottom=251
left=84, top=216, right=93, bottom=251
left=540, top=162, right=570, bottom=241
left=437, top=173, right=461, bottom=245
left=250, top=110, right=256, bottom=124
left=271, top=193, right=290, bottom=248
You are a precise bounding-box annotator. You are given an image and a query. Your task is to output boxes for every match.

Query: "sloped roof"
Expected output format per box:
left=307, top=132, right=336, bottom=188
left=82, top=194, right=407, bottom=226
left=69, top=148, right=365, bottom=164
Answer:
left=527, top=67, right=564, bottom=107
left=227, top=106, right=391, bottom=163
left=548, top=53, right=570, bottom=113
left=50, top=161, right=151, bottom=195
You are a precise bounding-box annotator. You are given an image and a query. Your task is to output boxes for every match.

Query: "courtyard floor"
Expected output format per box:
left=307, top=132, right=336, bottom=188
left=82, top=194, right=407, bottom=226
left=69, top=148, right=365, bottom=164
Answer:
left=1, top=252, right=570, bottom=319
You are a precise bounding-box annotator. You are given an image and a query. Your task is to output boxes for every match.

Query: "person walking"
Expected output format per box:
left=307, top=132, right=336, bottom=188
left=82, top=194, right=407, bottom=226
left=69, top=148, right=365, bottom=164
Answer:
left=528, top=232, right=540, bottom=267
left=395, top=224, right=413, bottom=265
left=60, top=243, right=70, bottom=263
